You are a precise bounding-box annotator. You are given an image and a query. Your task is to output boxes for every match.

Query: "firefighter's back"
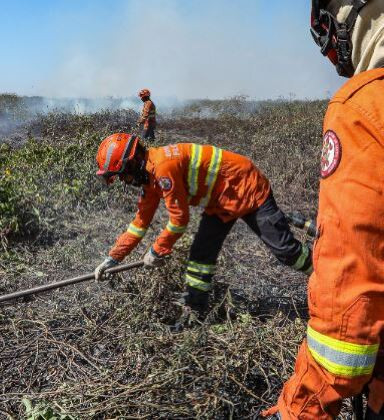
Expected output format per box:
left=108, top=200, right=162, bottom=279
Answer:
left=148, top=143, right=271, bottom=221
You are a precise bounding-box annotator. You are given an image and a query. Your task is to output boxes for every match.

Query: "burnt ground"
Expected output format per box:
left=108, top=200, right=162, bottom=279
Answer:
left=0, top=100, right=355, bottom=418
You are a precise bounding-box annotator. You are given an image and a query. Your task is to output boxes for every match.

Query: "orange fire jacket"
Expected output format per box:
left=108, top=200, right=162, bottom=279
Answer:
left=267, top=68, right=384, bottom=419
left=139, top=99, right=156, bottom=129
left=109, top=143, right=271, bottom=261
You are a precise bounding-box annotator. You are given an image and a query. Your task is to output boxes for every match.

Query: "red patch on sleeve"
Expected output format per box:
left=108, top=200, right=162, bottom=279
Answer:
left=320, top=130, right=342, bottom=178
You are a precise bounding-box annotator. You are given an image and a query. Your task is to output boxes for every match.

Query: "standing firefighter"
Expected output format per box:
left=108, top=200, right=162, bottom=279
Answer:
left=94, top=134, right=312, bottom=315
left=137, top=88, right=156, bottom=141
left=263, top=0, right=384, bottom=419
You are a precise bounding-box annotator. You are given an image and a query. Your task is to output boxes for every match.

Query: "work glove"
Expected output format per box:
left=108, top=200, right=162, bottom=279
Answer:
left=143, top=247, right=165, bottom=267
left=94, top=256, right=119, bottom=281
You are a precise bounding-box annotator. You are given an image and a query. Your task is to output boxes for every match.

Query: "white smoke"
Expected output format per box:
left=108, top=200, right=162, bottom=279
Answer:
left=38, top=0, right=342, bottom=101
left=39, top=97, right=140, bottom=114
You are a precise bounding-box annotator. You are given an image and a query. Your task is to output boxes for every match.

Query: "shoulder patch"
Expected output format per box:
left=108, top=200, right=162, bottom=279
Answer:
left=162, top=144, right=180, bottom=158
left=320, top=130, right=342, bottom=178
left=158, top=176, right=173, bottom=191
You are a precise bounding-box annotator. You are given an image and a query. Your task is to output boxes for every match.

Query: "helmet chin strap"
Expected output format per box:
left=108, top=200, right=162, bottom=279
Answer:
left=126, top=158, right=149, bottom=187
left=335, top=0, right=369, bottom=77
left=134, top=159, right=149, bottom=186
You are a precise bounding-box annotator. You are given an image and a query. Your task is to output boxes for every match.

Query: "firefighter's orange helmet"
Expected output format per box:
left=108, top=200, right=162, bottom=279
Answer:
left=138, top=88, right=151, bottom=98
left=96, top=133, right=139, bottom=184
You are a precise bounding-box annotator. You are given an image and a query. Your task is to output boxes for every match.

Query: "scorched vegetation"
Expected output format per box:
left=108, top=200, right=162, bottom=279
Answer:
left=0, top=95, right=352, bottom=418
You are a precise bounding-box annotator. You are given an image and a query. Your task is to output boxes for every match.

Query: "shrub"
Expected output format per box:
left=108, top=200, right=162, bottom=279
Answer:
left=0, top=93, right=27, bottom=119
left=0, top=134, right=129, bottom=245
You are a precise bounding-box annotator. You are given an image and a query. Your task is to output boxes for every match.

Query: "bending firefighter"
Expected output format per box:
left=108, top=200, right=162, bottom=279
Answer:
left=264, top=0, right=384, bottom=418
left=137, top=88, right=156, bottom=141
left=94, top=134, right=312, bottom=314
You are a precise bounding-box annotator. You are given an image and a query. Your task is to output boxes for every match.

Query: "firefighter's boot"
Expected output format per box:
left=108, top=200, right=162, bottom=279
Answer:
left=171, top=287, right=209, bottom=331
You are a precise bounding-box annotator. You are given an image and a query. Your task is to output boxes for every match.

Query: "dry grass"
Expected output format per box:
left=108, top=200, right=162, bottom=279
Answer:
left=0, top=97, right=353, bottom=418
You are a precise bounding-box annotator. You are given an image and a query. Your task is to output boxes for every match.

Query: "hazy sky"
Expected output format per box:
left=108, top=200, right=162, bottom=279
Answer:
left=0, top=0, right=344, bottom=100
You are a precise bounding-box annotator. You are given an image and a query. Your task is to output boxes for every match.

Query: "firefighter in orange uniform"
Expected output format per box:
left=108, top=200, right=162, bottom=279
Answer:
left=94, top=134, right=312, bottom=314
left=263, top=0, right=384, bottom=418
left=137, top=88, right=156, bottom=141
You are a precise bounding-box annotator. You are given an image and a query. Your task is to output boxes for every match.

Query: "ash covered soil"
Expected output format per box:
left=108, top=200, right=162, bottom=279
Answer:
left=0, top=98, right=353, bottom=418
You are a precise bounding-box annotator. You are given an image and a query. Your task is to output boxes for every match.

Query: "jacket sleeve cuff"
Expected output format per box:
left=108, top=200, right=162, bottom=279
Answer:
left=108, top=251, right=125, bottom=262
left=148, top=247, right=159, bottom=257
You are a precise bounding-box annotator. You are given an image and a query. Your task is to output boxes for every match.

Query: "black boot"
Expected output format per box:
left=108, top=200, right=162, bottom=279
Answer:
left=171, top=288, right=209, bottom=331
left=182, top=286, right=209, bottom=314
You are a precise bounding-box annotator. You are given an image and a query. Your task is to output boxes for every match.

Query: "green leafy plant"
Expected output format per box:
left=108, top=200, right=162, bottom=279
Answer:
left=22, top=398, right=76, bottom=420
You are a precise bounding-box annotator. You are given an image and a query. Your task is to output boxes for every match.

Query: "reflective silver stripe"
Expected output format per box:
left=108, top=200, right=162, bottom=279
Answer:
left=103, top=143, right=116, bottom=171
left=307, top=325, right=378, bottom=377
left=188, top=144, right=203, bottom=197
left=104, top=136, right=133, bottom=172
left=127, top=223, right=147, bottom=238
left=166, top=221, right=187, bottom=234
left=292, top=244, right=310, bottom=270
left=187, top=261, right=216, bottom=275
left=200, top=146, right=223, bottom=207
left=185, top=274, right=212, bottom=291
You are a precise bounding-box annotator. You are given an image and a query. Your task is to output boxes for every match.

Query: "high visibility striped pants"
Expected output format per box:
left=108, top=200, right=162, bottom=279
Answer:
left=185, top=193, right=312, bottom=304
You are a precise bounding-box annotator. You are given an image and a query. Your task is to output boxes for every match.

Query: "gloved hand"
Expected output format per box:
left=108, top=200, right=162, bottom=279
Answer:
left=143, top=247, right=165, bottom=267
left=94, top=256, right=119, bottom=281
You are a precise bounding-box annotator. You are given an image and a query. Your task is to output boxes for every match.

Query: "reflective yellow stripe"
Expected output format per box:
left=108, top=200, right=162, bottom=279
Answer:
left=307, top=325, right=378, bottom=377
left=308, top=325, right=379, bottom=355
left=187, top=261, right=216, bottom=274
left=188, top=144, right=203, bottom=197
left=185, top=274, right=212, bottom=291
left=292, top=244, right=310, bottom=270
left=200, top=146, right=223, bottom=207
left=308, top=347, right=374, bottom=377
left=166, top=221, right=187, bottom=234
left=127, top=223, right=147, bottom=238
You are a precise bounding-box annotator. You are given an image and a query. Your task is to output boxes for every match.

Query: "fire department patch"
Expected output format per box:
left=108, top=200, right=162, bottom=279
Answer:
left=158, top=176, right=173, bottom=191
left=320, top=130, right=342, bottom=178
